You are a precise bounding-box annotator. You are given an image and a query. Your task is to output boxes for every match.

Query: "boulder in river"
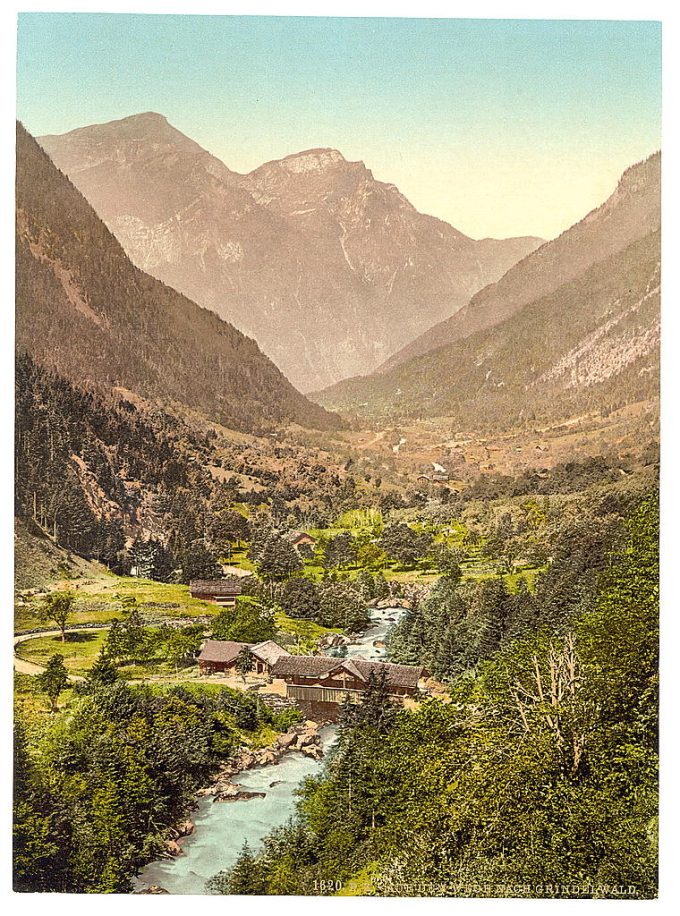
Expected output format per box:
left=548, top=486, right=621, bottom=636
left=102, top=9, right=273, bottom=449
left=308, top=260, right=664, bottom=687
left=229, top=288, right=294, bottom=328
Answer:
left=164, top=840, right=183, bottom=858
left=277, top=732, right=297, bottom=749
left=300, top=744, right=323, bottom=760
left=294, top=729, right=319, bottom=748
left=214, top=789, right=267, bottom=803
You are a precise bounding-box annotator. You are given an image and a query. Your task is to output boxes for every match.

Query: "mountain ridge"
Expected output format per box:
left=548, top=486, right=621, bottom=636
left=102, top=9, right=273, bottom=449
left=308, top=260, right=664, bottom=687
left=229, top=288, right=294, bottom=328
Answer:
left=377, top=151, right=660, bottom=374
left=315, top=230, right=659, bottom=430
left=314, top=149, right=660, bottom=432
left=38, top=112, right=543, bottom=391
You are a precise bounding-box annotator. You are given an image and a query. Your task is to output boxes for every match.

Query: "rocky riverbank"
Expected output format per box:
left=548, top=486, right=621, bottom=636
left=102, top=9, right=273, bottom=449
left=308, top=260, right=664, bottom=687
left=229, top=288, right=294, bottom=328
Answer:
left=157, top=721, right=324, bottom=859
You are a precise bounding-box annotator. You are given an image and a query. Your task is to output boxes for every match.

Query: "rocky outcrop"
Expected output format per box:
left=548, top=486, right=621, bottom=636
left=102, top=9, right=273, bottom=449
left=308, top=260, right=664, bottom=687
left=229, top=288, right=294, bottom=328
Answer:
left=316, top=633, right=351, bottom=651
left=214, top=785, right=267, bottom=803
left=205, top=721, right=324, bottom=801
left=368, top=597, right=412, bottom=609
left=158, top=818, right=196, bottom=858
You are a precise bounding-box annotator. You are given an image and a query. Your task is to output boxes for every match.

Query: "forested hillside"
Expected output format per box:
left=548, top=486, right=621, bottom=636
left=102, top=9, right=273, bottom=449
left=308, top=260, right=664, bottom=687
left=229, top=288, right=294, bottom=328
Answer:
left=16, top=122, right=339, bottom=434
left=15, top=354, right=370, bottom=579
left=317, top=230, right=659, bottom=430
left=209, top=495, right=658, bottom=898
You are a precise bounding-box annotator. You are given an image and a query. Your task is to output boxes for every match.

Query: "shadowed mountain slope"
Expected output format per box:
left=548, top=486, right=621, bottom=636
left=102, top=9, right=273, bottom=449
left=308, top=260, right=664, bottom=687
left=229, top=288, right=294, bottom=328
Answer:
left=316, top=228, right=659, bottom=431
left=16, top=122, right=340, bottom=434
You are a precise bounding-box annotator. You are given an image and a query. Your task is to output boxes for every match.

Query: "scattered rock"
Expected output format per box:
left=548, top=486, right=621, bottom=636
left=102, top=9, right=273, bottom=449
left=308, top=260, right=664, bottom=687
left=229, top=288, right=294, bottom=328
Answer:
left=214, top=782, right=240, bottom=798
left=277, top=732, right=297, bottom=748
left=269, top=780, right=282, bottom=788
left=317, top=632, right=351, bottom=650
left=214, top=789, right=266, bottom=803
left=294, top=730, right=317, bottom=748
left=375, top=598, right=411, bottom=609
left=164, top=840, right=183, bottom=858
left=300, top=744, right=323, bottom=760
left=138, top=885, right=169, bottom=894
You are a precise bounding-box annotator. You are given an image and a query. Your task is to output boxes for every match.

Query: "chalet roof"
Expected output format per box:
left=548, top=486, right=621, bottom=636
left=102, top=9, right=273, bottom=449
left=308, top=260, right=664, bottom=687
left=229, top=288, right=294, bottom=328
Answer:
left=198, top=639, right=247, bottom=664
left=336, top=658, right=366, bottom=681
left=190, top=579, right=242, bottom=596
left=251, top=640, right=291, bottom=666
left=270, top=655, right=339, bottom=679
left=350, top=659, right=424, bottom=688
left=270, top=655, right=424, bottom=688
left=284, top=530, right=316, bottom=543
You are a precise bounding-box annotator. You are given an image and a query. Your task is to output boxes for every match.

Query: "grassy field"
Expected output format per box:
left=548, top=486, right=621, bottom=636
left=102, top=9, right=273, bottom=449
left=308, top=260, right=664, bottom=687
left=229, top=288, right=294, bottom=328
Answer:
left=15, top=574, right=220, bottom=633
left=15, top=608, right=343, bottom=680
left=15, top=631, right=108, bottom=676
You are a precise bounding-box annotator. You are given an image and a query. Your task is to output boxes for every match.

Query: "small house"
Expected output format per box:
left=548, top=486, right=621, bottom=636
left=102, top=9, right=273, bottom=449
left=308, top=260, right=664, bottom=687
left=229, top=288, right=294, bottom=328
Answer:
left=197, top=639, right=248, bottom=674
left=285, top=530, right=316, bottom=550
left=250, top=639, right=291, bottom=674
left=198, top=638, right=290, bottom=676
left=189, top=579, right=242, bottom=606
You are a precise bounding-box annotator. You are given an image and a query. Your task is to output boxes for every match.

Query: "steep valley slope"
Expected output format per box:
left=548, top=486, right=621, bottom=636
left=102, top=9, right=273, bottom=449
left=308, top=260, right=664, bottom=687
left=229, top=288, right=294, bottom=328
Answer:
left=317, top=154, right=660, bottom=436
left=316, top=230, right=660, bottom=434
left=378, top=152, right=660, bottom=374
left=16, top=122, right=339, bottom=435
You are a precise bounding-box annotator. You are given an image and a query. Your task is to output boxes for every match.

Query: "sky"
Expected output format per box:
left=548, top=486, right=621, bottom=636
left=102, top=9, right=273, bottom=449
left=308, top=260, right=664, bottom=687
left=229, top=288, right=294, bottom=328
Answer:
left=16, top=13, right=661, bottom=240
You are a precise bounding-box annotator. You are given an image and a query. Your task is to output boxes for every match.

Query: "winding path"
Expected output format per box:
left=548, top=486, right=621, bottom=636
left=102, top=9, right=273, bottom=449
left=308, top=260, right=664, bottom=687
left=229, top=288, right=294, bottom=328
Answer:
left=13, top=625, right=112, bottom=679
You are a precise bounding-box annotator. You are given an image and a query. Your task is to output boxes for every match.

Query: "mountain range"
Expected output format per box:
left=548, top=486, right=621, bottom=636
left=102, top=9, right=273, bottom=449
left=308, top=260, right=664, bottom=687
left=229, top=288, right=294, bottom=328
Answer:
left=15, top=122, right=339, bottom=434
left=316, top=153, right=660, bottom=430
left=38, top=112, right=542, bottom=392
left=377, top=152, right=661, bottom=374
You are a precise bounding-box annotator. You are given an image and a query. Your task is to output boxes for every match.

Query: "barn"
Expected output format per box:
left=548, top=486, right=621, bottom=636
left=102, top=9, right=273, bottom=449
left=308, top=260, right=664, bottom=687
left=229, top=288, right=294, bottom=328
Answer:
left=189, top=579, right=242, bottom=606
left=198, top=638, right=290, bottom=675
left=270, top=655, right=426, bottom=702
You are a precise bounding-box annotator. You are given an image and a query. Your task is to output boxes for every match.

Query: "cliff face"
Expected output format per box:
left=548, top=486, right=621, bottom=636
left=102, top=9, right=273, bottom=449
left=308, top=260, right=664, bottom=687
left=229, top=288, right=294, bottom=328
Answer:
left=39, top=113, right=542, bottom=391
left=316, top=154, right=660, bottom=432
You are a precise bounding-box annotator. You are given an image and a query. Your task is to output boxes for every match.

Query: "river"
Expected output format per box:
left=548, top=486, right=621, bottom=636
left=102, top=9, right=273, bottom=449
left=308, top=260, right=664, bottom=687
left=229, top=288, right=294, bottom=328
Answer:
left=134, top=606, right=406, bottom=894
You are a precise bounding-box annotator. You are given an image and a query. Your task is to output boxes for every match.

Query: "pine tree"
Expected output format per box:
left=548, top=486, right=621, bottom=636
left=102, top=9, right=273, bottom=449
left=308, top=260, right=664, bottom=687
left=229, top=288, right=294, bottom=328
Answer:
left=37, top=654, right=69, bottom=711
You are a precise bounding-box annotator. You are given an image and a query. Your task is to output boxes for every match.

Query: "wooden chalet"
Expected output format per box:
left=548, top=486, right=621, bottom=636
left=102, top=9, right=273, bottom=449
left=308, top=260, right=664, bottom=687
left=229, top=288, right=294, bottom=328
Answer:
left=285, top=530, right=317, bottom=549
left=198, top=638, right=290, bottom=675
left=189, top=579, right=242, bottom=606
left=198, top=639, right=245, bottom=674
left=270, top=654, right=427, bottom=705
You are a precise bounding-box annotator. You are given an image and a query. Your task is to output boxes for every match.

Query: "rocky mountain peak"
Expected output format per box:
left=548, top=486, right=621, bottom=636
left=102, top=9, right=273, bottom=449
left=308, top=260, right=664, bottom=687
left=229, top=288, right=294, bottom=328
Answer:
left=278, top=148, right=347, bottom=173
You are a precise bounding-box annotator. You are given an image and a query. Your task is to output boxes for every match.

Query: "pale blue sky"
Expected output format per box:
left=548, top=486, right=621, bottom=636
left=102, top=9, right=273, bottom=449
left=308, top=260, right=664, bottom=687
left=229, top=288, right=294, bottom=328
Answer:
left=16, top=14, right=661, bottom=239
